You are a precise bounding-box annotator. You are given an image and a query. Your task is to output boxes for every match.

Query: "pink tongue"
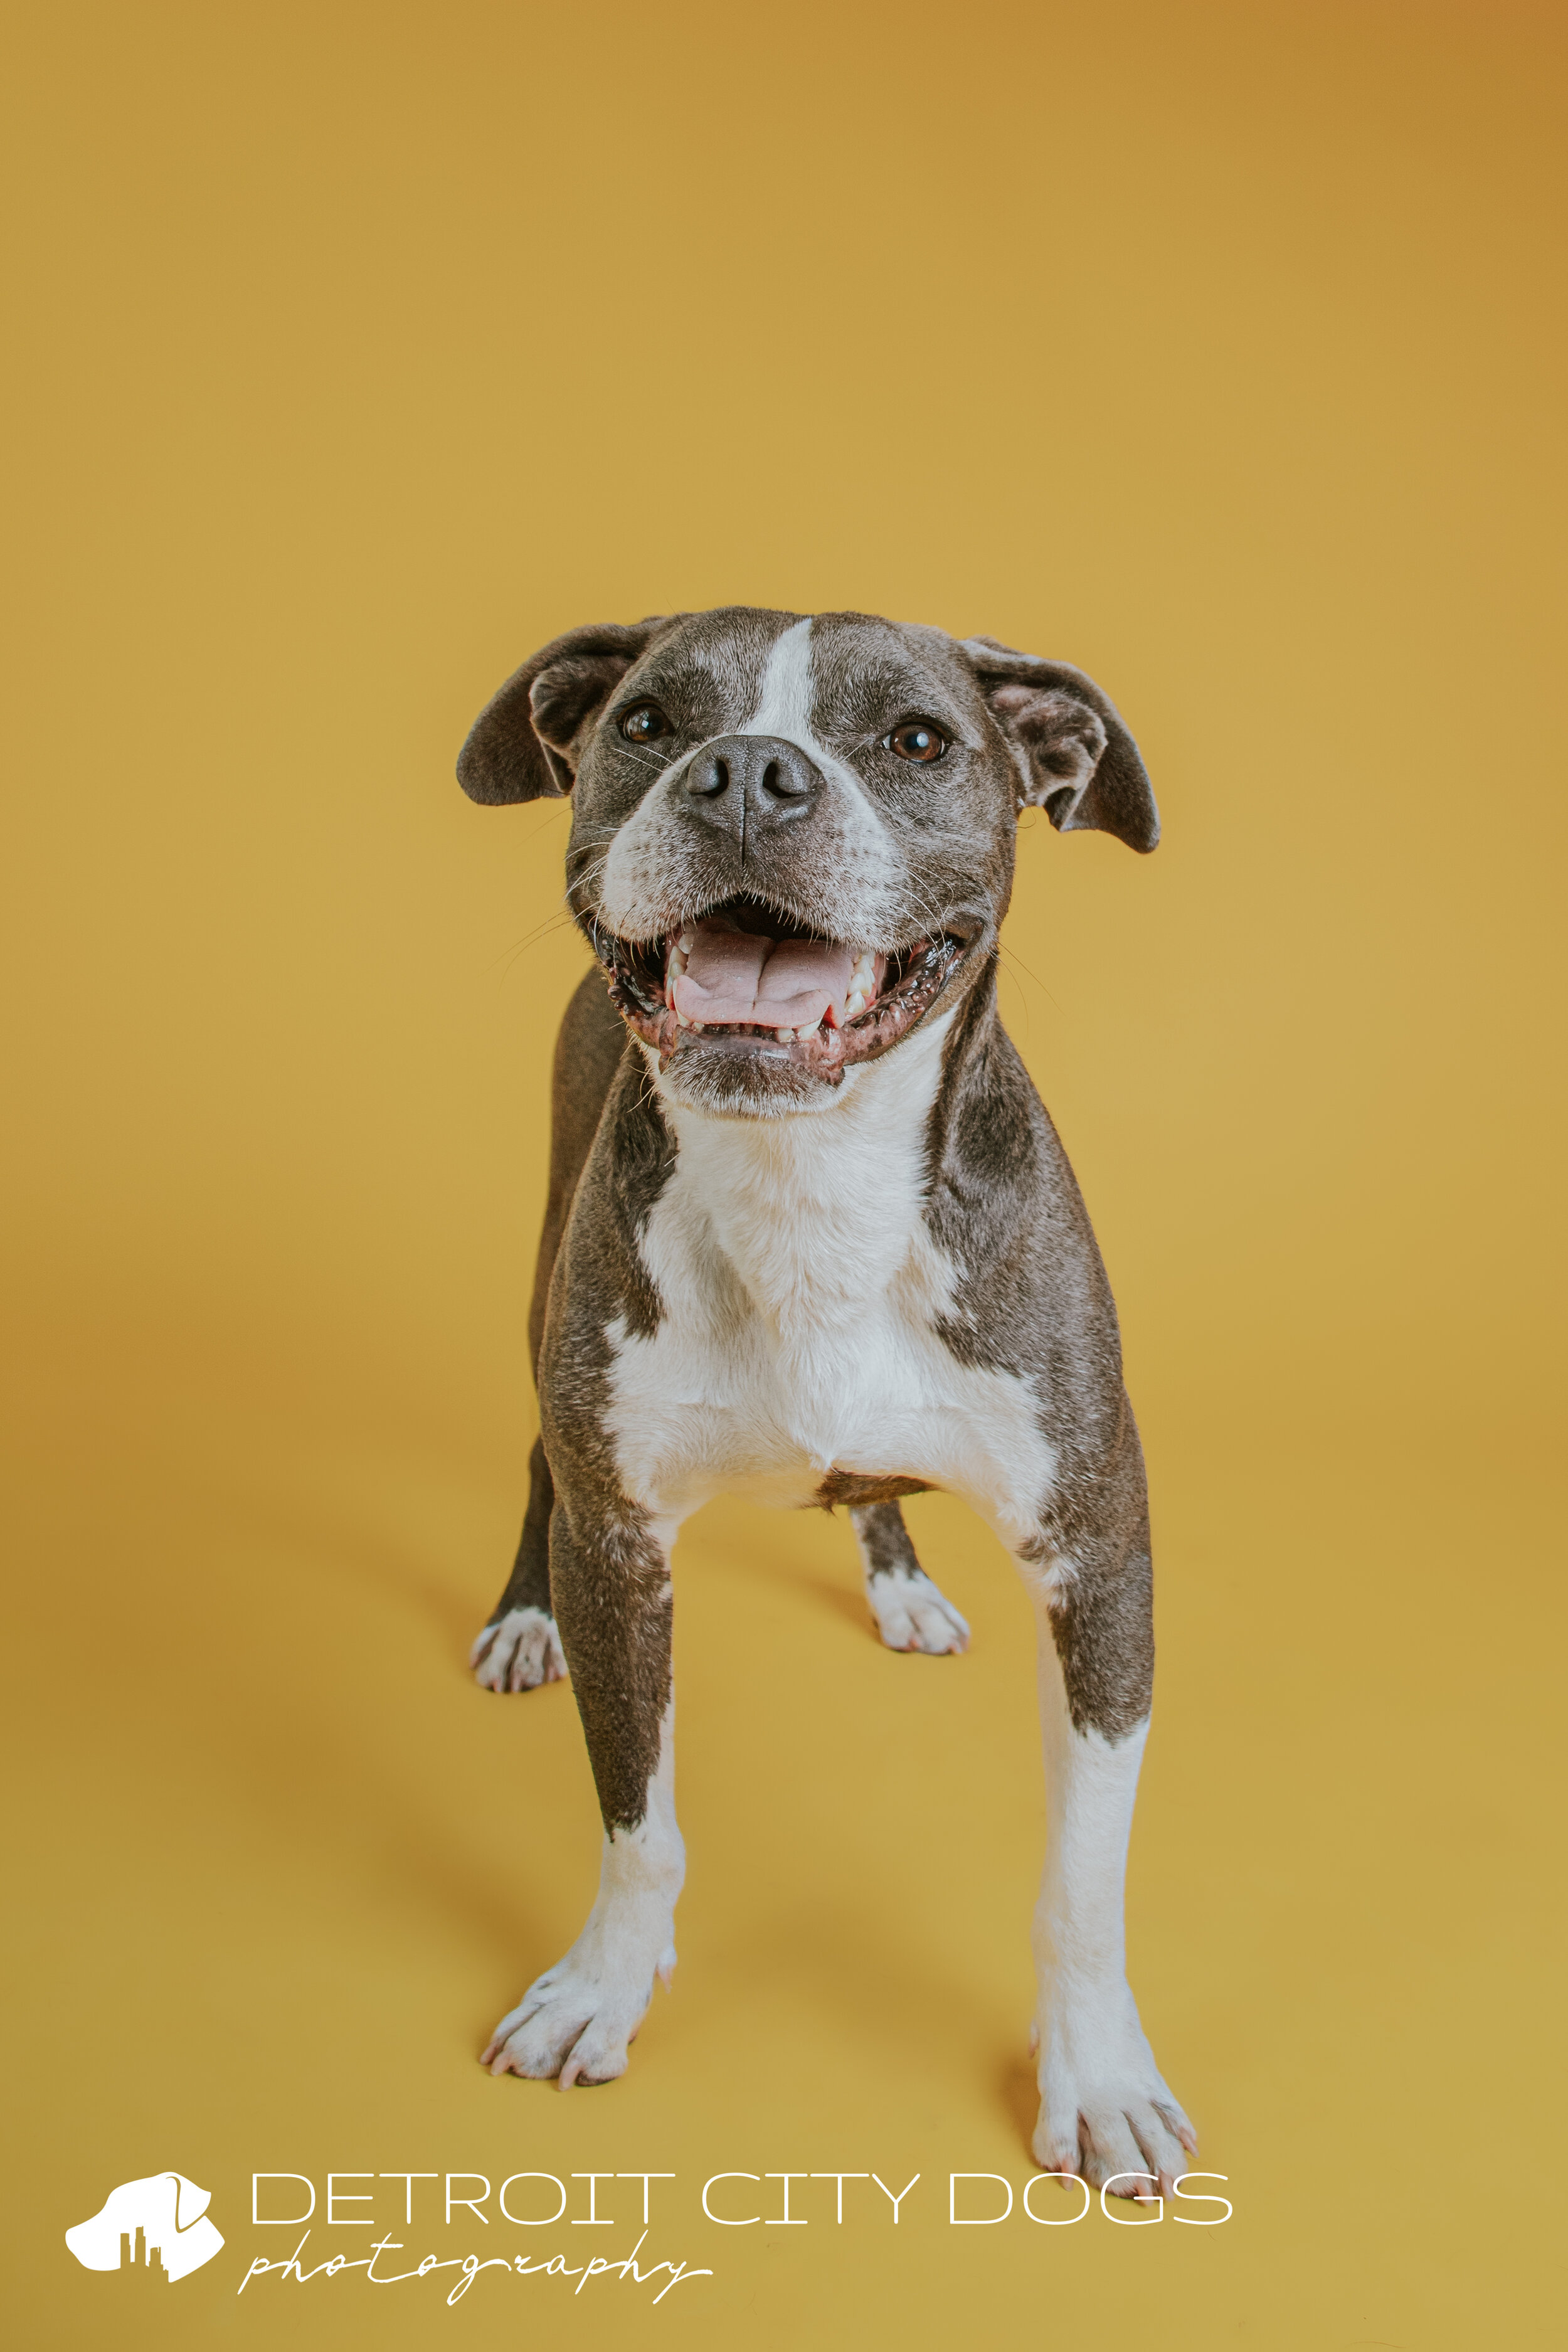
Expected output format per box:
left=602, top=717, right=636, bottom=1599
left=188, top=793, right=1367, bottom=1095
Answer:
left=674, top=919, right=854, bottom=1029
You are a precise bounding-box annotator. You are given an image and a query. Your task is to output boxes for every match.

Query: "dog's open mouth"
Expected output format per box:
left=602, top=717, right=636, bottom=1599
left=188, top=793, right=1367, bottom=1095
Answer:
left=594, top=896, right=971, bottom=1075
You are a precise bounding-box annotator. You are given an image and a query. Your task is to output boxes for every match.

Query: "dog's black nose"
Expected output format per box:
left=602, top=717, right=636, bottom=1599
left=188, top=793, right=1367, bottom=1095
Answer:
left=684, top=734, right=824, bottom=835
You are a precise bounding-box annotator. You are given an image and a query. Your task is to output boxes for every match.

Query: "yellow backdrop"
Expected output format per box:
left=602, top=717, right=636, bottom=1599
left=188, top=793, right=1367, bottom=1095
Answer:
left=4, top=2, right=1563, bottom=2345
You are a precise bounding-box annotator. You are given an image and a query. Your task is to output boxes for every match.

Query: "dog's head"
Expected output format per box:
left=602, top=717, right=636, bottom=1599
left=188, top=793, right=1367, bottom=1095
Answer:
left=459, top=607, right=1157, bottom=1116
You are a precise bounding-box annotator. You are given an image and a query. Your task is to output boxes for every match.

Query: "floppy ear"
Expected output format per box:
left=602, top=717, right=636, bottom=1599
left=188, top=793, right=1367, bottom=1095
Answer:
left=961, top=635, right=1160, bottom=852
left=457, top=616, right=674, bottom=804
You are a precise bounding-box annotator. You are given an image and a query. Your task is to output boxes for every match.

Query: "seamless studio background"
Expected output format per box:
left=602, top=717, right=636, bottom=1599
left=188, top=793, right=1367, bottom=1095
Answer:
left=3, top=3, right=1563, bottom=2346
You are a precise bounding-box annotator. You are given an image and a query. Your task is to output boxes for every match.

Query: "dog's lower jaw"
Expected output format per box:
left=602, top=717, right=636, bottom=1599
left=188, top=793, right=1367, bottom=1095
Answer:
left=482, top=1722, right=684, bottom=2087
left=598, top=926, right=973, bottom=1116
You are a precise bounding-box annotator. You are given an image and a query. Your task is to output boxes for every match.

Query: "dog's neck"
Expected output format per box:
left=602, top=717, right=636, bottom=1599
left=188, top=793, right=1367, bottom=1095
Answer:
left=645, top=1009, right=957, bottom=1340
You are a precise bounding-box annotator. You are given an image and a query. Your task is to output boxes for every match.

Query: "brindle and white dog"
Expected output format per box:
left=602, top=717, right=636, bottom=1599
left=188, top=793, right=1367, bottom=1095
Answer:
left=458, top=607, right=1195, bottom=2196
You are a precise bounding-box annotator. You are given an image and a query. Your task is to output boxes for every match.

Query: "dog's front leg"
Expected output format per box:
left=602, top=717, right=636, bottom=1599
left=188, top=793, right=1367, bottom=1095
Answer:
left=482, top=1493, right=682, bottom=2087
left=1024, top=1546, right=1195, bottom=2197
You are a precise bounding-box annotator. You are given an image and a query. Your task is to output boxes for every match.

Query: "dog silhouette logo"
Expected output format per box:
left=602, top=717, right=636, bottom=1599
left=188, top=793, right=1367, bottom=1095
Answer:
left=65, top=2171, right=224, bottom=2282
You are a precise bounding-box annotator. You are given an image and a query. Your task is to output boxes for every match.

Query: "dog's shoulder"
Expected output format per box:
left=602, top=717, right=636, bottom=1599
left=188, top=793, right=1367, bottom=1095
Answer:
left=923, top=997, right=1122, bottom=1389
left=553, top=1047, right=675, bottom=1346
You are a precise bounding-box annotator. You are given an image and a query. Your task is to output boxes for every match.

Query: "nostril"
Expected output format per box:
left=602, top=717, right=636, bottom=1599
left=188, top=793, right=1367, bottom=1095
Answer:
left=761, top=755, right=809, bottom=800
left=688, top=756, right=728, bottom=798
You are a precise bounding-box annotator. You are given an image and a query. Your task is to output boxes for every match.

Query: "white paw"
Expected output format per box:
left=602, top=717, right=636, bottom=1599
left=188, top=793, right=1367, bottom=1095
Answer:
left=867, top=1568, right=970, bottom=1655
left=1030, top=2000, right=1195, bottom=2198
left=470, top=1606, right=566, bottom=1692
left=481, top=1944, right=676, bottom=2087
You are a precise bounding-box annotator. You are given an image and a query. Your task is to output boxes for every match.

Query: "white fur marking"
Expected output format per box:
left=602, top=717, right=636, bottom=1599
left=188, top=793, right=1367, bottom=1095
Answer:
left=741, top=618, right=895, bottom=905
left=1027, top=1608, right=1195, bottom=2193
left=470, top=1606, right=566, bottom=1692
left=743, top=616, right=817, bottom=741
left=859, top=1560, right=970, bottom=1655
left=605, top=1012, right=1057, bottom=1542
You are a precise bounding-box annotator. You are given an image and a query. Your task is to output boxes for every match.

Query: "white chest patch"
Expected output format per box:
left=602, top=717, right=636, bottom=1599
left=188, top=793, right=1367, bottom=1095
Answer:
left=603, top=1014, right=1056, bottom=1549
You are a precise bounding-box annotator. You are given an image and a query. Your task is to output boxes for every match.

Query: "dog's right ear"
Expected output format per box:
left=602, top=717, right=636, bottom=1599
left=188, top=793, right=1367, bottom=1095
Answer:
left=457, top=617, right=674, bottom=803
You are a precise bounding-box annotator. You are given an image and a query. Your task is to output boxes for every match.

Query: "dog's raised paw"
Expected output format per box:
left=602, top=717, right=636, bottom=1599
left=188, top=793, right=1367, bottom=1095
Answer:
left=867, top=1569, right=970, bottom=1656
left=470, top=1606, right=567, bottom=1693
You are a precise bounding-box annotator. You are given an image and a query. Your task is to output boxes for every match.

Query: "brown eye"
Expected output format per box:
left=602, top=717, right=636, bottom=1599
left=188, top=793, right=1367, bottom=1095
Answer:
left=884, top=720, right=948, bottom=763
left=620, top=704, right=671, bottom=744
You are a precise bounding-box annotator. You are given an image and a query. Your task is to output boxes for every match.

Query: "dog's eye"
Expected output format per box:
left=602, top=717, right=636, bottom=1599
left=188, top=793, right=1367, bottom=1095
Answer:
left=884, top=721, right=948, bottom=763
left=620, top=704, right=672, bottom=744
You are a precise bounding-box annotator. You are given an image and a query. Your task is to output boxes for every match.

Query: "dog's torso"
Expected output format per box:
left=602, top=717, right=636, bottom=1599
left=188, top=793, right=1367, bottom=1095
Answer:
left=585, top=1008, right=1059, bottom=1546
left=542, top=968, right=1135, bottom=1588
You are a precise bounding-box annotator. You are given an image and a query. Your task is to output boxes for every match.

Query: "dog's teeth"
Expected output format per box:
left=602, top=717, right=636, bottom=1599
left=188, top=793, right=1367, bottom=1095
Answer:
left=691, top=1020, right=706, bottom=1032
left=845, top=990, right=866, bottom=1017
left=668, top=946, right=687, bottom=977
left=676, top=1011, right=691, bottom=1028
left=775, top=1027, right=795, bottom=1042
left=678, top=932, right=694, bottom=953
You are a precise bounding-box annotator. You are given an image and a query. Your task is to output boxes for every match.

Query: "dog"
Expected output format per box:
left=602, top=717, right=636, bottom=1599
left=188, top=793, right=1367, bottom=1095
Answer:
left=457, top=607, right=1194, bottom=2195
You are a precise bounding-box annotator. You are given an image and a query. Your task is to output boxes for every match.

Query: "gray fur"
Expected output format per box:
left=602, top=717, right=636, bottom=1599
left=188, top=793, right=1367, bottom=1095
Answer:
left=462, top=606, right=1160, bottom=1818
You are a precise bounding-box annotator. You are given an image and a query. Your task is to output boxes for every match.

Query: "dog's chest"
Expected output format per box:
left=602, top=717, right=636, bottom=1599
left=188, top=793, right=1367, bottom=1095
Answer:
left=601, top=1031, right=1056, bottom=1544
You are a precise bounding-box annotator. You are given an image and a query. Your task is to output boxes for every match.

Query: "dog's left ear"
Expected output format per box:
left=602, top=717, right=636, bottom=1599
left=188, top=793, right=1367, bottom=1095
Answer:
left=961, top=636, right=1159, bottom=852
left=458, top=616, right=675, bottom=803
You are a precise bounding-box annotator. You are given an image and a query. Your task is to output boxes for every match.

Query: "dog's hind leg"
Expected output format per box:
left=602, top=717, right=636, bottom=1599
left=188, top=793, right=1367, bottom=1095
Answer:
left=850, top=1501, right=970, bottom=1655
left=470, top=1438, right=566, bottom=1690
left=470, top=969, right=628, bottom=1693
